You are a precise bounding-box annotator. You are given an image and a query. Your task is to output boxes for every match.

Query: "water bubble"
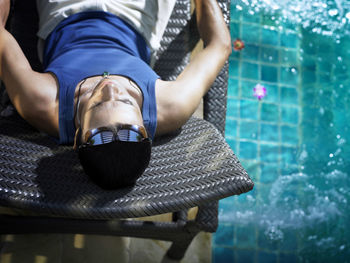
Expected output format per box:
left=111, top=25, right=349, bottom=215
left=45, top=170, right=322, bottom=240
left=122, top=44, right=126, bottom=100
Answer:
left=308, top=235, right=317, bottom=241
left=329, top=153, right=334, bottom=158
left=329, top=9, right=339, bottom=16
left=337, top=138, right=346, bottom=146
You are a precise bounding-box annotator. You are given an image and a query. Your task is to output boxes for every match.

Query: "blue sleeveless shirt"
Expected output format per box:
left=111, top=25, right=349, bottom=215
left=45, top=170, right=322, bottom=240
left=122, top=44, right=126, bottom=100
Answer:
left=43, top=11, right=159, bottom=144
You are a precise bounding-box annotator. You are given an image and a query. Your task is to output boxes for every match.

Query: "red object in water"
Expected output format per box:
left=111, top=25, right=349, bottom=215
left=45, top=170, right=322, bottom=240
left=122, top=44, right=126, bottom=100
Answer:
left=233, top=39, right=245, bottom=51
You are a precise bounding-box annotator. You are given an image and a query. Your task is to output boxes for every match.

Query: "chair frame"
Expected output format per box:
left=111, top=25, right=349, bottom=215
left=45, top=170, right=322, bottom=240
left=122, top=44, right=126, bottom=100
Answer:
left=0, top=0, right=253, bottom=260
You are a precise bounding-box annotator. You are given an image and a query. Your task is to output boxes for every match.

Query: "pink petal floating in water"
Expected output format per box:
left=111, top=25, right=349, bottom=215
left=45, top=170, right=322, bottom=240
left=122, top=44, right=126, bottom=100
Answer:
left=253, top=84, right=267, bottom=100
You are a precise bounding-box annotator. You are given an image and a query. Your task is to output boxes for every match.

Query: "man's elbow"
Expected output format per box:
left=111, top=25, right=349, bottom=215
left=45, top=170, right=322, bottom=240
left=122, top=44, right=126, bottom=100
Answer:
left=220, top=30, right=232, bottom=58
left=222, top=38, right=232, bottom=59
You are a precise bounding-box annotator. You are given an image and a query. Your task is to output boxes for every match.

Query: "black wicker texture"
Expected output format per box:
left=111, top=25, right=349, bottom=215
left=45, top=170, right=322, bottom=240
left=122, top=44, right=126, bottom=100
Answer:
left=203, top=0, right=231, bottom=135
left=153, top=0, right=191, bottom=80
left=0, top=113, right=253, bottom=219
left=9, top=0, right=42, bottom=72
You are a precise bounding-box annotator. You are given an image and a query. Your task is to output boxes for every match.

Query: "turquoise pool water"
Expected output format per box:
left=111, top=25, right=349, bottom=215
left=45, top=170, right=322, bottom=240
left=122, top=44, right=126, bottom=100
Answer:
left=213, top=1, right=350, bottom=262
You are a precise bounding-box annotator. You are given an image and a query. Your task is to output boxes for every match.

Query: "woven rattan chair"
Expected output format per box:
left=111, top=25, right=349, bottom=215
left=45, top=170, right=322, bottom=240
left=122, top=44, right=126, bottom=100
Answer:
left=0, top=0, right=254, bottom=260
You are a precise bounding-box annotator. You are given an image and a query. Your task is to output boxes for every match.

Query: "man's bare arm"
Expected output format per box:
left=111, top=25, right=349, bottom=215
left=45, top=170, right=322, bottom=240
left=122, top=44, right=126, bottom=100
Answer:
left=0, top=4, right=59, bottom=136
left=156, top=0, right=231, bottom=135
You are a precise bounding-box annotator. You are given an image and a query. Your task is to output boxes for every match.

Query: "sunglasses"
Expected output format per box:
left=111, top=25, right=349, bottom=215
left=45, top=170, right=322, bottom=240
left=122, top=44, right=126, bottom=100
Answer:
left=75, top=124, right=149, bottom=149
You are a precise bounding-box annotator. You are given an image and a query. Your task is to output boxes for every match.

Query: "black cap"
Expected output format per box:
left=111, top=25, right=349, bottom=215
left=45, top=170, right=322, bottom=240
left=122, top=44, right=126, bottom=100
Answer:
left=78, top=139, right=151, bottom=189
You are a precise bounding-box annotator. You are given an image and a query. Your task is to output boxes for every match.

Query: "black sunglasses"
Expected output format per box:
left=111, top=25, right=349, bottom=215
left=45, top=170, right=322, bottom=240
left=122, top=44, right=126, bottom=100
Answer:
left=75, top=124, right=149, bottom=148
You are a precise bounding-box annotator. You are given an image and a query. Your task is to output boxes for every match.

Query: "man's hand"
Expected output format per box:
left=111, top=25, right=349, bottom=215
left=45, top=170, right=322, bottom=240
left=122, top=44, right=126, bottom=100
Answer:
left=194, top=0, right=231, bottom=52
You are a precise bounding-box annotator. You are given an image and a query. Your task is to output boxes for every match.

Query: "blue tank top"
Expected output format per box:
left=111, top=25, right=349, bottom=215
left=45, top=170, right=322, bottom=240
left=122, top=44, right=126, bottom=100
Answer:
left=43, top=11, right=159, bottom=144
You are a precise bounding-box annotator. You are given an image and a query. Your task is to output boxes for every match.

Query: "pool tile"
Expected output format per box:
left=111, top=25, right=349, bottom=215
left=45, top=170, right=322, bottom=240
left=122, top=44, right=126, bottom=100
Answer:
left=228, top=78, right=239, bottom=98
left=240, top=99, right=259, bottom=120
left=234, top=250, right=255, bottom=263
left=225, top=118, right=237, bottom=138
left=257, top=228, right=279, bottom=251
left=240, top=160, right=260, bottom=181
left=241, top=80, right=258, bottom=99
left=279, top=253, right=298, bottom=263
left=261, top=47, right=279, bottom=63
left=226, top=138, right=237, bottom=152
left=302, top=69, right=316, bottom=84
left=241, top=62, right=259, bottom=79
left=262, top=84, right=279, bottom=103
left=280, top=164, right=299, bottom=175
left=280, top=67, right=299, bottom=86
left=281, top=32, right=299, bottom=48
left=229, top=59, right=239, bottom=77
left=260, top=163, right=279, bottom=183
left=230, top=21, right=240, bottom=38
left=258, top=251, right=277, bottom=263
left=261, top=103, right=279, bottom=122
left=230, top=6, right=242, bottom=21
left=318, top=73, right=331, bottom=84
left=227, top=99, right=240, bottom=118
left=240, top=121, right=258, bottom=140
left=214, top=224, right=234, bottom=246
left=333, top=63, right=348, bottom=76
left=235, top=224, right=257, bottom=249
left=260, top=144, right=279, bottom=163
left=242, top=24, right=261, bottom=44
left=301, top=41, right=317, bottom=55
left=242, top=44, right=260, bottom=61
left=231, top=49, right=241, bottom=59
left=242, top=12, right=261, bottom=23
left=317, top=60, right=332, bottom=73
left=219, top=196, right=236, bottom=215
left=301, top=89, right=317, bottom=106
left=260, top=123, right=279, bottom=142
left=301, top=55, right=316, bottom=71
left=213, top=247, right=234, bottom=263
left=279, top=229, right=298, bottom=251
left=261, top=65, right=278, bottom=82
left=262, top=14, right=279, bottom=26
left=256, top=183, right=272, bottom=204
left=281, top=125, right=299, bottom=144
left=281, top=87, right=299, bottom=105
left=318, top=91, right=332, bottom=109
left=281, top=146, right=298, bottom=164
left=280, top=49, right=297, bottom=64
left=234, top=187, right=257, bottom=206
left=281, top=106, right=299, bottom=125
left=239, top=141, right=258, bottom=160
left=261, top=27, right=279, bottom=46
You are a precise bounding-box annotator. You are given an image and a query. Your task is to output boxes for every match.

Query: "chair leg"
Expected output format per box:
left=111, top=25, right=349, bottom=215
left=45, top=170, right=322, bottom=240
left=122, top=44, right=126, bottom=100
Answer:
left=166, top=235, right=196, bottom=260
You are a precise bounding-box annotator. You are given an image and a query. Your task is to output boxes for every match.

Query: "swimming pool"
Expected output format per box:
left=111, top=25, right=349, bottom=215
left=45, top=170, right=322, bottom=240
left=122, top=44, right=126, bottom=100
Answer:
left=214, top=0, right=350, bottom=262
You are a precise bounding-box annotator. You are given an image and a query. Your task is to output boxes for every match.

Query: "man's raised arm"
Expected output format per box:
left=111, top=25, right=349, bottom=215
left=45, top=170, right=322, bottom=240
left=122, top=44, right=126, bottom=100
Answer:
left=155, top=0, right=231, bottom=135
left=0, top=0, right=59, bottom=136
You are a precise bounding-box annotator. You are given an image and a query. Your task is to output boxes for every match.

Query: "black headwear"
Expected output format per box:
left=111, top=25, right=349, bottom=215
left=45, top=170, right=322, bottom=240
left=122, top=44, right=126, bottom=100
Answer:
left=78, top=140, right=151, bottom=190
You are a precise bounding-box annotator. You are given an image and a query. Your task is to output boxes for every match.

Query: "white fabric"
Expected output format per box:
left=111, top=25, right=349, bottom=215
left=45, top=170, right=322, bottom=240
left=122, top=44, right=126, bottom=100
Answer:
left=36, top=0, right=176, bottom=52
